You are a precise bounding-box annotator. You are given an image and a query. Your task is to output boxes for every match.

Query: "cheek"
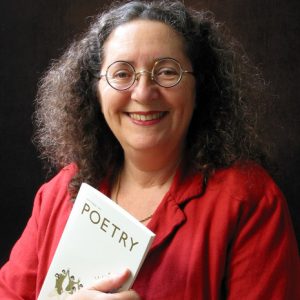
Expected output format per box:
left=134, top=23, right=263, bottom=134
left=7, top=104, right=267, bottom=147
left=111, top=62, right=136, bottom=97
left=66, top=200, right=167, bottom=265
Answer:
left=97, top=90, right=127, bottom=122
left=176, top=84, right=196, bottom=111
left=97, top=82, right=114, bottom=114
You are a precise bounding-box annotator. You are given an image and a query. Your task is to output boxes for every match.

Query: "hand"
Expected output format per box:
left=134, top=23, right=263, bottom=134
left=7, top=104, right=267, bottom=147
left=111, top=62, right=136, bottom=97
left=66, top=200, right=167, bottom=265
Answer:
left=67, top=269, right=140, bottom=299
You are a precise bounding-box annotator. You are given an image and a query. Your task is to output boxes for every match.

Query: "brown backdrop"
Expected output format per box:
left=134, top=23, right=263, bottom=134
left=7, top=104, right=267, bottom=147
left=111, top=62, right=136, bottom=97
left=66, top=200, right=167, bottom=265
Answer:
left=0, top=0, right=299, bottom=265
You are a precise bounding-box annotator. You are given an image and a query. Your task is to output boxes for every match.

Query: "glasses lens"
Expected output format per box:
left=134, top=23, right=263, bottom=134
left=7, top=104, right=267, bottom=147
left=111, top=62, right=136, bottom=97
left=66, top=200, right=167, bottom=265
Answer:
left=153, top=58, right=181, bottom=87
left=106, top=62, right=135, bottom=90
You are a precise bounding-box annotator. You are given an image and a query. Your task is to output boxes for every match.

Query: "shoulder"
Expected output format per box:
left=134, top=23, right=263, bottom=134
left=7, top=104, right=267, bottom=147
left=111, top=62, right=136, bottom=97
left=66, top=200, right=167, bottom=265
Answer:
left=38, top=163, right=77, bottom=197
left=33, top=163, right=78, bottom=215
left=209, top=162, right=284, bottom=208
left=175, top=162, right=280, bottom=207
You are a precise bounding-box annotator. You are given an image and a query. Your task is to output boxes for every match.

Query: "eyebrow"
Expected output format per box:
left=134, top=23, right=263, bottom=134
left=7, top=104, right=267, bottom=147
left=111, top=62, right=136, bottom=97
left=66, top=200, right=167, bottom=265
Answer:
left=108, top=56, right=177, bottom=66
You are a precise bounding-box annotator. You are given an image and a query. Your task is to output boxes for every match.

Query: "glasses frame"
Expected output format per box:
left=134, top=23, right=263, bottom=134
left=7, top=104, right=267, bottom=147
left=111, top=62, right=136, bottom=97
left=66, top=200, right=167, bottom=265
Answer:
left=99, top=57, right=194, bottom=91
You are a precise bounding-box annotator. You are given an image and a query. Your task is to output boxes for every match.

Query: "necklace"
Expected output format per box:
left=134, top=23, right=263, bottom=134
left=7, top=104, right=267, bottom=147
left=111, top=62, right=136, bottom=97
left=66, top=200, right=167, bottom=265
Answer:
left=114, top=174, right=153, bottom=223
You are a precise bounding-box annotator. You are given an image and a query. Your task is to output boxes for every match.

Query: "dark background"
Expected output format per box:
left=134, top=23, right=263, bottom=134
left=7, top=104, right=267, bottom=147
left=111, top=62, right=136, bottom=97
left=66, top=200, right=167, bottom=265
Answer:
left=0, top=0, right=299, bottom=266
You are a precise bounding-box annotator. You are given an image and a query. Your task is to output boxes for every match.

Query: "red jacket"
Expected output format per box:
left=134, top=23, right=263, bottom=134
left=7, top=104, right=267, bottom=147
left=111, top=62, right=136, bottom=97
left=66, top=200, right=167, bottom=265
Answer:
left=0, top=163, right=299, bottom=299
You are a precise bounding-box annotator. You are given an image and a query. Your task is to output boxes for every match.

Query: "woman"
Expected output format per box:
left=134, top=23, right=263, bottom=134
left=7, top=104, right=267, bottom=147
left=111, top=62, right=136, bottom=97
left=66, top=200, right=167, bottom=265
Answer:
left=0, top=1, right=299, bottom=299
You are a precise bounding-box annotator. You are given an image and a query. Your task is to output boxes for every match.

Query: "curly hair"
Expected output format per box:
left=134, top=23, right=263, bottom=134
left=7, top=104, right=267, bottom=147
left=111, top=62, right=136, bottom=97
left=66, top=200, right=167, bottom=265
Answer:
left=33, top=0, right=271, bottom=198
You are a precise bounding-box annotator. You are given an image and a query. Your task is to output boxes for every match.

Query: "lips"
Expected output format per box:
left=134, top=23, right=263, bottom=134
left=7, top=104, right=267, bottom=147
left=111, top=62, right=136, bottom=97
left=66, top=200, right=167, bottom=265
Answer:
left=128, top=112, right=166, bottom=121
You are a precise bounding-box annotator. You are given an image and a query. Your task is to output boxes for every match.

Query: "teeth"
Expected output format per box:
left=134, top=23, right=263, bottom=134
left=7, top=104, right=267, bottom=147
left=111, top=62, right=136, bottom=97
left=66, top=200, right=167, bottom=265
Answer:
left=129, top=112, right=164, bottom=121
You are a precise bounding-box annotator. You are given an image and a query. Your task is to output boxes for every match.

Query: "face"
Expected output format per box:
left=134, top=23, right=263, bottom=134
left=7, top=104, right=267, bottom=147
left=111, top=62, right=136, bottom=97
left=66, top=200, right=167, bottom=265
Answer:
left=98, top=20, right=196, bottom=158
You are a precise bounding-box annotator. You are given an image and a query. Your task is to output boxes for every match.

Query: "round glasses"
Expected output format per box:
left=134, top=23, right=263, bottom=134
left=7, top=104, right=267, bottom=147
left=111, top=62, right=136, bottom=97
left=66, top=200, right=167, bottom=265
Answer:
left=99, top=57, right=193, bottom=91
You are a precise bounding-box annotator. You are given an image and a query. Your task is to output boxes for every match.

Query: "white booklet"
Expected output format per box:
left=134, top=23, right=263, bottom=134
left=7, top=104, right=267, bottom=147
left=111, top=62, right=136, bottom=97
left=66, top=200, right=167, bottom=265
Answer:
left=38, top=183, right=156, bottom=299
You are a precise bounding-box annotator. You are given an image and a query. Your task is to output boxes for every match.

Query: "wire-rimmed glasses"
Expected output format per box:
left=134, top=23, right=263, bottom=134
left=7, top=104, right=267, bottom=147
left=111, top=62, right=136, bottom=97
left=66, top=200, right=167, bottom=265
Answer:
left=99, top=57, right=194, bottom=91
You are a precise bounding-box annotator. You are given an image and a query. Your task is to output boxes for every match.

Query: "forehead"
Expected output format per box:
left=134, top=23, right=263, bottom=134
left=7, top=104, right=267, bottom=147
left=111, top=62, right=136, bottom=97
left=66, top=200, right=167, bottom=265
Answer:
left=102, top=20, right=188, bottom=66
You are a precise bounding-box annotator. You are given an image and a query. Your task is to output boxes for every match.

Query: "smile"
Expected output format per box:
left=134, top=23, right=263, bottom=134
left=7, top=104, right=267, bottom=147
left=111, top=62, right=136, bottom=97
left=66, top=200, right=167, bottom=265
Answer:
left=128, top=112, right=166, bottom=121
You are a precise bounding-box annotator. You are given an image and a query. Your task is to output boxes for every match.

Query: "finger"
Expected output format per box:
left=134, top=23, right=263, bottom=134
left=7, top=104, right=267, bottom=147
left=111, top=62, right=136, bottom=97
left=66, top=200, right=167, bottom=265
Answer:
left=118, top=289, right=141, bottom=300
left=67, top=289, right=141, bottom=300
left=88, top=268, right=131, bottom=293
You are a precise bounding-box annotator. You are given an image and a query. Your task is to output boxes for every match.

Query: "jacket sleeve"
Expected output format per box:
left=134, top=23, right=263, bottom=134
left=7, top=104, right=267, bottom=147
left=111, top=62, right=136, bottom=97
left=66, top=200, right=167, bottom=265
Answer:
left=225, top=177, right=300, bottom=300
left=0, top=187, right=43, bottom=300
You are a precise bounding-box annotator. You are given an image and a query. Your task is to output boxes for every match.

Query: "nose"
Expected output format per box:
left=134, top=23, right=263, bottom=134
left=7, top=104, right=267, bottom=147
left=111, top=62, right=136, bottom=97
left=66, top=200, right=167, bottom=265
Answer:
left=131, top=70, right=158, bottom=103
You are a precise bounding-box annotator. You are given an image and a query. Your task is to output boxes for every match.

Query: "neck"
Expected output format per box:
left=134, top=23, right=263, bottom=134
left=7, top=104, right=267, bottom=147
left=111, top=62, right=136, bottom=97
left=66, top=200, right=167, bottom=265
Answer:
left=121, top=147, right=182, bottom=188
left=111, top=147, right=183, bottom=225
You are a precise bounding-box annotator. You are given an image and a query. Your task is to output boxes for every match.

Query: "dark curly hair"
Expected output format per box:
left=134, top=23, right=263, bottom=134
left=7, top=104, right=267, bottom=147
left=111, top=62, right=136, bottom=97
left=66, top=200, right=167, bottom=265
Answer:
left=33, top=0, right=271, bottom=198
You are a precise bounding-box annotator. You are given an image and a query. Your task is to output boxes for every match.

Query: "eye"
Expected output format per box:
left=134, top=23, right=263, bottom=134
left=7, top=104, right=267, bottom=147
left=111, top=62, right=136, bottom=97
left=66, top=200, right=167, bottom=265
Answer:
left=111, top=69, right=133, bottom=80
left=107, top=62, right=134, bottom=82
left=157, top=67, right=177, bottom=76
left=155, top=67, right=179, bottom=81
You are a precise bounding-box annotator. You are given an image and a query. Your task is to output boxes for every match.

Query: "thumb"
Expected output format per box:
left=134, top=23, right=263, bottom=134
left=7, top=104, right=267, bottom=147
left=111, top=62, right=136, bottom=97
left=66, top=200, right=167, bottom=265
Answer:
left=89, top=268, right=131, bottom=293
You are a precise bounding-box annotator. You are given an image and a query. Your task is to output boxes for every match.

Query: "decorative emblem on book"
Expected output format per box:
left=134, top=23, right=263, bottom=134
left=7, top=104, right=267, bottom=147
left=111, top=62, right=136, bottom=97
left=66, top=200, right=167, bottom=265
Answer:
left=49, top=269, right=83, bottom=298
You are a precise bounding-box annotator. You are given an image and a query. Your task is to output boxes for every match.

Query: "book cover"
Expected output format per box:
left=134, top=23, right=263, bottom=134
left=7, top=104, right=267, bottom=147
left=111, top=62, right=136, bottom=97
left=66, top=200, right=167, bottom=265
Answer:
left=38, top=183, right=156, bottom=299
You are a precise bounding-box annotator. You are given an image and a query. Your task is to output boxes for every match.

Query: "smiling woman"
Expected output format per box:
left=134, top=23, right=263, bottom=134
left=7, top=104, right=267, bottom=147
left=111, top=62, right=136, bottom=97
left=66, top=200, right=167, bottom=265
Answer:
left=98, top=20, right=196, bottom=168
left=0, top=0, right=299, bottom=299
